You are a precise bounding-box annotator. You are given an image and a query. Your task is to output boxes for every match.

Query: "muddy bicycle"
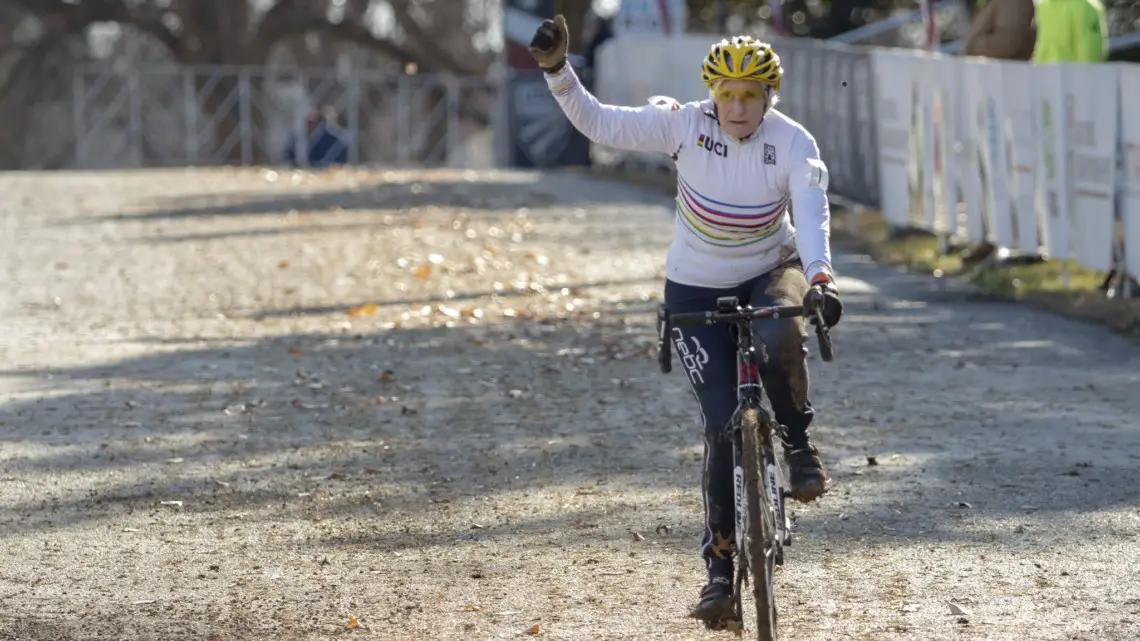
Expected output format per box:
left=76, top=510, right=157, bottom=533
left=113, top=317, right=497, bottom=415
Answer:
left=656, top=296, right=835, bottom=641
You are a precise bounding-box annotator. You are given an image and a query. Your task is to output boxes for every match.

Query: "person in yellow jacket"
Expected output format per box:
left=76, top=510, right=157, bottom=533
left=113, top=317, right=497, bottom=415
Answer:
left=1032, top=0, right=1109, bottom=63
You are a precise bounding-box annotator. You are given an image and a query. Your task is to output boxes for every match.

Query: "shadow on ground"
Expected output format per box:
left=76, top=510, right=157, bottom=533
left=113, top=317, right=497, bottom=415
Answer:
left=71, top=171, right=663, bottom=225
left=5, top=272, right=1140, bottom=555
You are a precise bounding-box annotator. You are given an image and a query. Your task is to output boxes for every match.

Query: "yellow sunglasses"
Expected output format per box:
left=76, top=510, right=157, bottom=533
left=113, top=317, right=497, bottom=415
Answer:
left=712, top=85, right=768, bottom=103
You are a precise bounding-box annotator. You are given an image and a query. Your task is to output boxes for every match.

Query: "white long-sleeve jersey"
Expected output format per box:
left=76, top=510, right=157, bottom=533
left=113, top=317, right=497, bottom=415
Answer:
left=544, top=64, right=833, bottom=289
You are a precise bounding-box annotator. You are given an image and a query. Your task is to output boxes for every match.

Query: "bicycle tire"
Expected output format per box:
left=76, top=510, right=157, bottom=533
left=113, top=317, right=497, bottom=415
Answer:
left=740, top=407, right=778, bottom=641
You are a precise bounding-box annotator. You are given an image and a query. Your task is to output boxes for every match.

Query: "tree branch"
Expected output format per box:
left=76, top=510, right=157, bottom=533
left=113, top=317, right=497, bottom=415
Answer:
left=93, top=0, right=184, bottom=59
left=252, top=6, right=491, bottom=127
left=6, top=0, right=183, bottom=58
left=258, top=10, right=441, bottom=73
left=387, top=0, right=487, bottom=76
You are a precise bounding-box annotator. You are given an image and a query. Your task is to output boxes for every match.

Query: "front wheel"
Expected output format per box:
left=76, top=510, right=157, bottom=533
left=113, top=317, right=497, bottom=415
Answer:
left=740, top=407, right=778, bottom=641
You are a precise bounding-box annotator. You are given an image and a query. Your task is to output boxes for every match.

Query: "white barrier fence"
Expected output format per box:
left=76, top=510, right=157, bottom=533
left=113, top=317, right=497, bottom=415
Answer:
left=594, top=36, right=1140, bottom=282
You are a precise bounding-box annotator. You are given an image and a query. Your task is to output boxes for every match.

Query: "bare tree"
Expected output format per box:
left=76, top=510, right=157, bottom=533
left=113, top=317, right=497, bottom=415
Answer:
left=0, top=0, right=506, bottom=167
left=2, top=0, right=497, bottom=72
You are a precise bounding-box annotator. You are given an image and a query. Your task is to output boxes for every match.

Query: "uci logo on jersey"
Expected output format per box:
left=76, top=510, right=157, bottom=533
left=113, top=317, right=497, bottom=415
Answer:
left=697, top=134, right=728, bottom=158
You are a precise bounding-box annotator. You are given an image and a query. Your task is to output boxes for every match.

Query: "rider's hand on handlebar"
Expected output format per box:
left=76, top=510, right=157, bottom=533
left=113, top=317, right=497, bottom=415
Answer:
left=528, top=14, right=569, bottom=73
left=804, top=274, right=842, bottom=328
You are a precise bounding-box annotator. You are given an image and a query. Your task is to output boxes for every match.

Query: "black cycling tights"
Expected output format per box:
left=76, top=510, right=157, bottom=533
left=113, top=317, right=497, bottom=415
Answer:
left=663, top=261, right=814, bottom=568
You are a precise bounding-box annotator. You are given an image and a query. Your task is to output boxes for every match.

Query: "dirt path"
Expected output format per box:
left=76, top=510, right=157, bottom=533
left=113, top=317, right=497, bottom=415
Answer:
left=1, top=167, right=1139, bottom=641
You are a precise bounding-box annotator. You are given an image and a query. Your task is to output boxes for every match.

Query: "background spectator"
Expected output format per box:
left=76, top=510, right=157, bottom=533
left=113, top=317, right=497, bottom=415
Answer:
left=962, top=0, right=1036, bottom=60
left=1032, top=0, right=1109, bottom=63
left=284, top=105, right=350, bottom=168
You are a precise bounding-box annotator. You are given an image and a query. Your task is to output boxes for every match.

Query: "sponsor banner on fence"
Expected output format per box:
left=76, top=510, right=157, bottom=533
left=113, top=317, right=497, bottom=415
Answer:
left=1122, top=65, right=1140, bottom=279
left=915, top=54, right=939, bottom=232
left=873, top=51, right=914, bottom=227
left=1034, top=65, right=1071, bottom=260
left=958, top=60, right=989, bottom=244
left=978, top=61, right=1014, bottom=248
left=1066, top=64, right=1118, bottom=272
left=932, top=56, right=959, bottom=237
left=1001, top=61, right=1041, bottom=253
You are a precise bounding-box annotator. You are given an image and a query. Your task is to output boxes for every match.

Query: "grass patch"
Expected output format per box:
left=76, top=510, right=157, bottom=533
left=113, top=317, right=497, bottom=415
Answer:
left=831, top=207, right=1140, bottom=339
left=831, top=208, right=1105, bottom=300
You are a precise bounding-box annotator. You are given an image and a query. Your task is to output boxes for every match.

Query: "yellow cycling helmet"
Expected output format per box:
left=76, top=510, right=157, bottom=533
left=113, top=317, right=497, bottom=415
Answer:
left=701, top=36, right=782, bottom=93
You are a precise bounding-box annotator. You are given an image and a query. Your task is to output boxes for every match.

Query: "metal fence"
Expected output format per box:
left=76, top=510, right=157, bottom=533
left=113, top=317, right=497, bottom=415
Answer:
left=71, top=64, right=497, bottom=170
left=592, top=35, right=880, bottom=207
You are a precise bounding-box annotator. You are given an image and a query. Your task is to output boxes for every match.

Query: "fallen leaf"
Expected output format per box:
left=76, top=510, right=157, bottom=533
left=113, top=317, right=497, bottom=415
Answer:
left=413, top=263, right=433, bottom=279
left=525, top=623, right=541, bottom=635
left=378, top=370, right=395, bottom=384
left=347, top=615, right=360, bottom=629
left=947, top=601, right=971, bottom=616
left=288, top=347, right=303, bottom=357
left=347, top=303, right=379, bottom=317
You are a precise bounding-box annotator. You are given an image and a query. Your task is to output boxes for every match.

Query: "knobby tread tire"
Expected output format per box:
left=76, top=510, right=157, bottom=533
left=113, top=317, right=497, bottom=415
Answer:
left=740, top=407, right=778, bottom=641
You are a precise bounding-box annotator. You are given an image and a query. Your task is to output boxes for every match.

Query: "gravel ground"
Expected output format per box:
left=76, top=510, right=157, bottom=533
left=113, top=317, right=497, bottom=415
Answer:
left=1, top=167, right=1139, bottom=641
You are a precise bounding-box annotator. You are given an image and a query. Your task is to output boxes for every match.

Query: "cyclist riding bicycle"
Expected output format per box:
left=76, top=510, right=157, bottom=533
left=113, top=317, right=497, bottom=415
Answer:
left=528, top=17, right=844, bottom=622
